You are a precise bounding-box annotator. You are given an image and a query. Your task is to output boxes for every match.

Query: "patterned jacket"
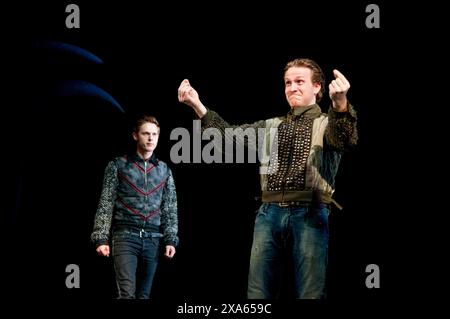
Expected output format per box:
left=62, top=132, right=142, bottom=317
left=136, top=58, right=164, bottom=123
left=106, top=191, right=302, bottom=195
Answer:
left=91, top=153, right=178, bottom=247
left=201, top=103, right=357, bottom=205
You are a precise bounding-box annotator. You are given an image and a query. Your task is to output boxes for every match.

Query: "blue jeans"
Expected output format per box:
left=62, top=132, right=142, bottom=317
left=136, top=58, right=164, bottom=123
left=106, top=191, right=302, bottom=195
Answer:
left=247, top=203, right=329, bottom=299
left=112, top=230, right=160, bottom=299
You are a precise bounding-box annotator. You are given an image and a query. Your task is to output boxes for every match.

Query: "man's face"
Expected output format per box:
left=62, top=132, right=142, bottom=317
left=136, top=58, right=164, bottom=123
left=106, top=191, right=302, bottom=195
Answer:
left=133, top=122, right=159, bottom=154
left=284, top=66, right=321, bottom=108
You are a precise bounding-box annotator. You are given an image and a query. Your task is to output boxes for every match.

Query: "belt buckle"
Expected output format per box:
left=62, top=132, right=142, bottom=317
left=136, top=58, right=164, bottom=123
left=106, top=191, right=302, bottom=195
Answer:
left=278, top=202, right=290, bottom=208
left=139, top=229, right=144, bottom=238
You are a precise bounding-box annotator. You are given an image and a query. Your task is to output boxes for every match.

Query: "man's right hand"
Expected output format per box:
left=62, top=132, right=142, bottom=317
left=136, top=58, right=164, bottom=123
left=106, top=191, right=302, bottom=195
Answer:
left=178, top=79, right=207, bottom=118
left=96, top=244, right=110, bottom=257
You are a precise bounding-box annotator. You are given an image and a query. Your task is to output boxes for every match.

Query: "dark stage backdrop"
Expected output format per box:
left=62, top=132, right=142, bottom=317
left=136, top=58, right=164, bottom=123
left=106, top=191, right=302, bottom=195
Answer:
left=5, top=0, right=417, bottom=314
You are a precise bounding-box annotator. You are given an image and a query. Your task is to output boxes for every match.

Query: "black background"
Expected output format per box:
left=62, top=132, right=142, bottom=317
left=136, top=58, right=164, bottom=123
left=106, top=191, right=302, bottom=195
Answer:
left=4, top=0, right=426, bottom=314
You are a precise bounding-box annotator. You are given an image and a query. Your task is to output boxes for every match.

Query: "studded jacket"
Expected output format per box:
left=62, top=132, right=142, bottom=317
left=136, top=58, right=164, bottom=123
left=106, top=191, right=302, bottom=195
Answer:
left=201, top=103, right=357, bottom=205
left=91, top=153, right=178, bottom=247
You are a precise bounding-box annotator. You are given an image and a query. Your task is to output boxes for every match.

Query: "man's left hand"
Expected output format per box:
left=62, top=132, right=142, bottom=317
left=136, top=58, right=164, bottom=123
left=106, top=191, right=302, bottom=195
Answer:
left=329, top=69, right=350, bottom=112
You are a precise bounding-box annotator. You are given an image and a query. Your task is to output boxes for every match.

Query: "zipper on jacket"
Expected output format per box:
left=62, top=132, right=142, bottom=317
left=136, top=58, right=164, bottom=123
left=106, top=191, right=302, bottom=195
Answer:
left=144, top=160, right=148, bottom=198
left=281, top=118, right=298, bottom=200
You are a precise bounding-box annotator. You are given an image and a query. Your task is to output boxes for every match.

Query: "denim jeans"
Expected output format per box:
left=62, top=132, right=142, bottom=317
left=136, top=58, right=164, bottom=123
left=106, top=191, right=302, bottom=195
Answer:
left=247, top=202, right=329, bottom=299
left=112, top=230, right=160, bottom=299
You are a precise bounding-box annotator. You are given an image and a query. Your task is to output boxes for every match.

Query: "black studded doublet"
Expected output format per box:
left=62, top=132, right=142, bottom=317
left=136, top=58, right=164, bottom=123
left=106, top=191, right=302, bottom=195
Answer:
left=267, top=114, right=314, bottom=191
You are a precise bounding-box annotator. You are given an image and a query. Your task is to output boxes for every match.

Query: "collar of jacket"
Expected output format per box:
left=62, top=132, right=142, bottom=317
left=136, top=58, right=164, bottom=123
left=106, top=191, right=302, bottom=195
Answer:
left=287, top=103, right=322, bottom=120
left=126, top=152, right=159, bottom=166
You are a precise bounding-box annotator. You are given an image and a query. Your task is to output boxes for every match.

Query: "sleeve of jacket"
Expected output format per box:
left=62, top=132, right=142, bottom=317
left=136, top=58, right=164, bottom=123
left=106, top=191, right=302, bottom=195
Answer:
left=201, top=108, right=267, bottom=154
left=325, top=103, right=358, bottom=151
left=160, top=167, right=179, bottom=247
left=90, top=160, right=118, bottom=248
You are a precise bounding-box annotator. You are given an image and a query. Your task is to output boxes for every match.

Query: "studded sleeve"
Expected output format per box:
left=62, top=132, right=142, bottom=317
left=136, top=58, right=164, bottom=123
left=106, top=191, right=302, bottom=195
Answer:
left=325, top=103, right=358, bottom=151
